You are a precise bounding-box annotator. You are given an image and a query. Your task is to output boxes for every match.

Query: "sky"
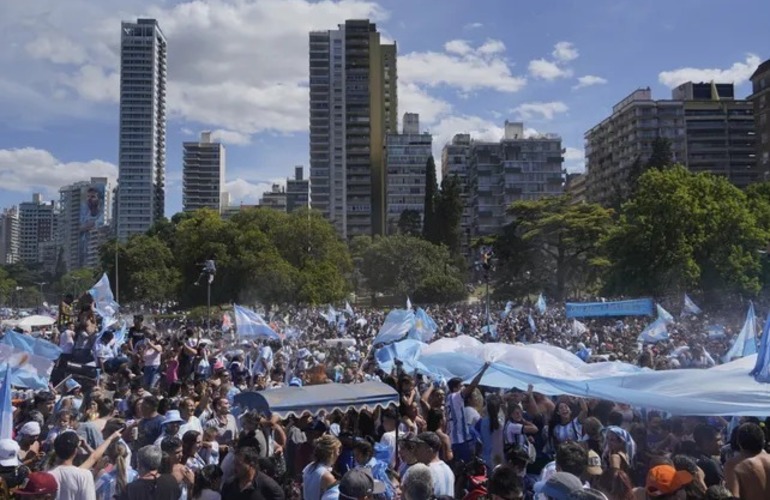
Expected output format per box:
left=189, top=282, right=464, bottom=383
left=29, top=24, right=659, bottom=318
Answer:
left=0, top=0, right=768, bottom=216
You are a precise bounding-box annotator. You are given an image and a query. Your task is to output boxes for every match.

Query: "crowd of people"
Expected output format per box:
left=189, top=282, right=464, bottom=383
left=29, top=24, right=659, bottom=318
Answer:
left=1, top=292, right=769, bottom=500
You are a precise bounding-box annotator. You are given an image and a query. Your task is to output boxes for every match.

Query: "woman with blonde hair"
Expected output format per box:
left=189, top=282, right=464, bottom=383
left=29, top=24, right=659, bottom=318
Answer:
left=94, top=438, right=137, bottom=500
left=302, top=433, right=342, bottom=500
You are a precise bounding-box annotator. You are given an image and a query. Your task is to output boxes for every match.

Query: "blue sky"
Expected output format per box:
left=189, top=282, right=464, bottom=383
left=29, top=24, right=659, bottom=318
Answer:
left=0, top=0, right=767, bottom=216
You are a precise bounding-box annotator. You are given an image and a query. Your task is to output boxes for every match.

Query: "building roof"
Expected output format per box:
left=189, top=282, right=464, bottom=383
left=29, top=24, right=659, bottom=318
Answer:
left=750, top=58, right=770, bottom=81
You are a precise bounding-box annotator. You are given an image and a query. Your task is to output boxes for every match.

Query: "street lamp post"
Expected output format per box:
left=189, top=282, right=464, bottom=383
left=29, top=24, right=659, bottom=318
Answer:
left=34, top=281, right=47, bottom=309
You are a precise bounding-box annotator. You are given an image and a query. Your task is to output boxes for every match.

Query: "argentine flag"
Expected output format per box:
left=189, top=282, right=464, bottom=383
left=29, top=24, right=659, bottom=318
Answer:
left=234, top=304, right=281, bottom=341
left=0, top=365, right=11, bottom=439
left=723, top=302, right=757, bottom=362
left=373, top=309, right=415, bottom=346
left=657, top=304, right=675, bottom=325
left=536, top=294, right=547, bottom=314
left=682, top=294, right=702, bottom=316
left=638, top=318, right=669, bottom=344
left=408, top=308, right=438, bottom=342
left=88, top=273, right=120, bottom=322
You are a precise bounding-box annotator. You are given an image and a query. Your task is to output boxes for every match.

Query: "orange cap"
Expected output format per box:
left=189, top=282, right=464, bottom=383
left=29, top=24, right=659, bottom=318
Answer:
left=646, top=465, right=693, bottom=496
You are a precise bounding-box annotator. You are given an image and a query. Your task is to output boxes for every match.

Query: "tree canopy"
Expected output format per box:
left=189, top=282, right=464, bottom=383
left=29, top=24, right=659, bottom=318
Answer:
left=604, top=166, right=766, bottom=297
left=493, top=196, right=613, bottom=300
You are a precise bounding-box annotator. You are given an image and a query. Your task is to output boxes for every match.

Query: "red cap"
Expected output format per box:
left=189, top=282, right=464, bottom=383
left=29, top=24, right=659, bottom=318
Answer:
left=15, top=472, right=58, bottom=496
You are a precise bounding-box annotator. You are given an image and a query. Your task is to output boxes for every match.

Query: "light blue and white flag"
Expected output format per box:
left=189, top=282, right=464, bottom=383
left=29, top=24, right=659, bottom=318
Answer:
left=751, top=311, right=770, bottom=382
left=233, top=304, right=281, bottom=341
left=657, top=304, right=675, bottom=325
left=408, top=308, right=438, bottom=343
left=0, top=365, right=11, bottom=439
left=501, top=301, right=514, bottom=320
left=536, top=294, right=547, bottom=315
left=637, top=318, right=669, bottom=343
left=88, top=273, right=120, bottom=322
left=706, top=325, right=726, bottom=340
left=373, top=309, right=415, bottom=346
left=572, top=319, right=588, bottom=337
left=528, top=313, right=537, bottom=333
left=321, top=305, right=337, bottom=325
left=345, top=301, right=355, bottom=317
left=284, top=327, right=301, bottom=340
left=723, top=302, right=757, bottom=362
left=481, top=324, right=498, bottom=339
left=0, top=331, right=61, bottom=361
left=682, top=293, right=702, bottom=316
left=0, top=342, right=55, bottom=390
left=406, top=297, right=412, bottom=310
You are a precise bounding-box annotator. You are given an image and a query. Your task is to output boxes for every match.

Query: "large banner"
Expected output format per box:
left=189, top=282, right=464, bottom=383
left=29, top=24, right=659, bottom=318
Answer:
left=565, top=298, right=654, bottom=318
left=78, top=183, right=106, bottom=267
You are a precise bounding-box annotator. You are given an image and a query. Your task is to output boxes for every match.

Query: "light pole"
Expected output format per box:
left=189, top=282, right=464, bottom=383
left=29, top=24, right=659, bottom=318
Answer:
left=35, top=281, right=47, bottom=308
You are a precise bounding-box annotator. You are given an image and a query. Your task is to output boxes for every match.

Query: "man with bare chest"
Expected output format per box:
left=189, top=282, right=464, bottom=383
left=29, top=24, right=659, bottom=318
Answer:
left=726, top=423, right=770, bottom=500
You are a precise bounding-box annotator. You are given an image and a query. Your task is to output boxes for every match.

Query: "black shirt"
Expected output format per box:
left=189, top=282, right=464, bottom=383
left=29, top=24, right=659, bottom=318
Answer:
left=222, top=473, right=285, bottom=500
left=128, top=326, right=146, bottom=348
left=118, top=474, right=181, bottom=500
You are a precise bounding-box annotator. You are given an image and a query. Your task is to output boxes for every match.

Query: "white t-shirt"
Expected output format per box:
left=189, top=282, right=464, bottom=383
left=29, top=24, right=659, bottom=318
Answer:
left=464, top=407, right=482, bottom=428
left=51, top=465, right=96, bottom=500
left=446, top=391, right=470, bottom=444
left=59, top=330, right=74, bottom=354
left=141, top=342, right=161, bottom=367
left=428, top=460, right=455, bottom=497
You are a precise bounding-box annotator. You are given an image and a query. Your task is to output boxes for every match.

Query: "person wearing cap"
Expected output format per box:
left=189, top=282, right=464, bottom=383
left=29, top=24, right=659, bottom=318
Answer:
left=13, top=471, right=58, bottom=499
left=535, top=471, right=584, bottom=500
left=337, top=467, right=386, bottom=500
left=445, top=362, right=491, bottom=463
left=17, top=421, right=42, bottom=468
left=640, top=464, right=693, bottom=499
left=154, top=410, right=185, bottom=445
left=404, top=432, right=454, bottom=498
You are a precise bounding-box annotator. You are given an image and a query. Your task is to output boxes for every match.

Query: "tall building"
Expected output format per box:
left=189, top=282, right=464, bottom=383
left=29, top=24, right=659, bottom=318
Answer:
left=183, top=131, right=226, bottom=212
left=259, top=184, right=287, bottom=212
left=0, top=207, right=19, bottom=265
left=18, top=194, right=56, bottom=264
left=584, top=88, right=686, bottom=206
left=468, top=122, right=564, bottom=237
left=749, top=59, right=770, bottom=174
left=309, top=19, right=397, bottom=239
left=565, top=173, right=587, bottom=204
left=675, top=82, right=756, bottom=186
left=117, top=18, right=167, bottom=241
left=441, top=134, right=473, bottom=253
left=59, top=178, right=111, bottom=271
left=385, top=113, right=432, bottom=233
left=585, top=83, right=757, bottom=206
left=286, top=166, right=310, bottom=212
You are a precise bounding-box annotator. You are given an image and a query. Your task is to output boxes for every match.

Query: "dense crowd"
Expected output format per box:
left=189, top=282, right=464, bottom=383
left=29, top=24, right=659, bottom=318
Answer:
left=1, top=292, right=769, bottom=500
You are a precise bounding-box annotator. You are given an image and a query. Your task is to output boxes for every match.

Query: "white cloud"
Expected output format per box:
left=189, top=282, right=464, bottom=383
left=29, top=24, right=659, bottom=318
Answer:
left=513, top=101, right=568, bottom=121
left=478, top=39, right=506, bottom=55
left=210, top=129, right=251, bottom=145
left=427, top=115, right=504, bottom=161
left=225, top=178, right=284, bottom=204
left=658, top=54, right=762, bottom=88
left=1, top=0, right=388, bottom=136
left=463, top=22, right=483, bottom=30
left=573, top=75, right=608, bottom=89
left=528, top=59, right=573, bottom=80
left=552, top=41, right=578, bottom=62
left=0, top=147, right=117, bottom=195
left=444, top=39, right=473, bottom=56
left=399, top=82, right=452, bottom=125
left=401, top=39, right=526, bottom=93
left=563, top=147, right=585, bottom=173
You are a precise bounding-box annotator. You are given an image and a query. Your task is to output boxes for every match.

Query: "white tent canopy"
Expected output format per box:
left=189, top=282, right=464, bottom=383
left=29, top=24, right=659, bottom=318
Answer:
left=17, top=315, right=56, bottom=330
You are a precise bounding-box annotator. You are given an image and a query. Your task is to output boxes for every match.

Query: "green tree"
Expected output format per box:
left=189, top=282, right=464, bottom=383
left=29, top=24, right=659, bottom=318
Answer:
left=423, top=156, right=438, bottom=243
left=397, top=209, right=422, bottom=236
left=101, top=234, right=180, bottom=304
left=0, top=267, right=18, bottom=306
left=57, top=268, right=97, bottom=299
left=360, top=235, right=466, bottom=303
left=499, top=196, right=613, bottom=300
left=646, top=137, right=673, bottom=170
left=604, top=166, right=766, bottom=297
left=434, top=175, right=464, bottom=255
